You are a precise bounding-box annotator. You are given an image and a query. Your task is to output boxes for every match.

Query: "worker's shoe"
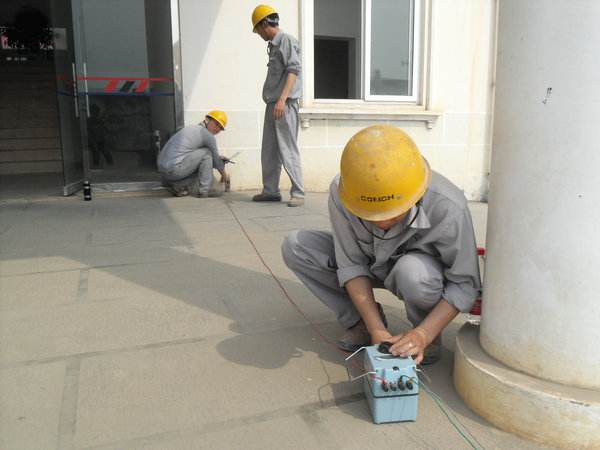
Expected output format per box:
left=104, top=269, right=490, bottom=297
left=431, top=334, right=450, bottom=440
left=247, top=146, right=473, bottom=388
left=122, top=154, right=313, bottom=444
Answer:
left=337, top=303, right=388, bottom=353
left=198, top=190, right=223, bottom=198
left=287, top=197, right=305, bottom=207
left=169, top=186, right=189, bottom=197
left=421, top=338, right=442, bottom=366
left=252, top=192, right=281, bottom=202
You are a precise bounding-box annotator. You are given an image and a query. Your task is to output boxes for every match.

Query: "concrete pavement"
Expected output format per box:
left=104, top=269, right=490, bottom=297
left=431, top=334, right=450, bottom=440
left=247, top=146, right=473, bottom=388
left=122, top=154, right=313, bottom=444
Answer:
left=0, top=191, right=552, bottom=450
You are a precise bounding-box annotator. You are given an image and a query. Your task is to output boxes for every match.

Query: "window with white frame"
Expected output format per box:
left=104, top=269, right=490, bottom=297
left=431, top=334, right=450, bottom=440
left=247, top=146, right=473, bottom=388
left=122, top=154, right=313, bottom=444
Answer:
left=312, top=0, right=421, bottom=102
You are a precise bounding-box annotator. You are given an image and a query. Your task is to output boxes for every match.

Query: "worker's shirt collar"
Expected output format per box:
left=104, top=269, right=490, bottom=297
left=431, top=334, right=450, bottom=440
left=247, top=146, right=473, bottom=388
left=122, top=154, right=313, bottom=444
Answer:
left=270, top=30, right=283, bottom=45
left=405, top=203, right=431, bottom=229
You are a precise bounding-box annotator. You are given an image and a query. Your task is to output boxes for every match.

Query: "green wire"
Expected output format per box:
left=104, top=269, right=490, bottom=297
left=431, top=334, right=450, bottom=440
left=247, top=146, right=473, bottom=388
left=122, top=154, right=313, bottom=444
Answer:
left=418, top=380, right=485, bottom=450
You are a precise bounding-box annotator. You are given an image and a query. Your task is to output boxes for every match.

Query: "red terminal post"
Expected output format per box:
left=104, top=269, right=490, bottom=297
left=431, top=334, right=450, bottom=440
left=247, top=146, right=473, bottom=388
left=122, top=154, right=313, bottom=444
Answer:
left=469, top=247, right=486, bottom=316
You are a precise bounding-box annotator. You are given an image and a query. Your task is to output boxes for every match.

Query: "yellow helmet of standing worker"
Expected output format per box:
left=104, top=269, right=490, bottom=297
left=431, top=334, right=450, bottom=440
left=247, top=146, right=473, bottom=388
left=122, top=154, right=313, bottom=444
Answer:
left=338, top=125, right=431, bottom=221
left=206, top=110, right=227, bottom=130
left=252, top=4, right=277, bottom=30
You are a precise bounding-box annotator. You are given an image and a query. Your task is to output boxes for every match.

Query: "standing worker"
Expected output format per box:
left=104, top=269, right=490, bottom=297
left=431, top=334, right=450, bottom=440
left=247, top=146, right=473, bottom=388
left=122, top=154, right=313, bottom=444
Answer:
left=282, top=125, right=482, bottom=365
left=157, top=111, right=230, bottom=198
left=251, top=4, right=305, bottom=207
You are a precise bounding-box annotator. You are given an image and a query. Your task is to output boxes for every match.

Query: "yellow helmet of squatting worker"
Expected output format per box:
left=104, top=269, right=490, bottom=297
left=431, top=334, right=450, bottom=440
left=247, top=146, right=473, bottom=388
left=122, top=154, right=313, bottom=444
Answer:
left=338, top=125, right=431, bottom=221
left=205, top=110, right=227, bottom=130
left=252, top=4, right=277, bottom=29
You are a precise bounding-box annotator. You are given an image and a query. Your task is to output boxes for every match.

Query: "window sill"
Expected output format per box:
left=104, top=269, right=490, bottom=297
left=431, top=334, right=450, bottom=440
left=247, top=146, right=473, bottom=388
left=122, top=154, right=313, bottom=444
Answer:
left=299, top=104, right=441, bottom=129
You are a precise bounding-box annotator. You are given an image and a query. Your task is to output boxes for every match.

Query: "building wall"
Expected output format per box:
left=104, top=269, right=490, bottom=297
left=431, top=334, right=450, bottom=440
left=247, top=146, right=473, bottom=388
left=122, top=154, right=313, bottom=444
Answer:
left=178, top=0, right=496, bottom=200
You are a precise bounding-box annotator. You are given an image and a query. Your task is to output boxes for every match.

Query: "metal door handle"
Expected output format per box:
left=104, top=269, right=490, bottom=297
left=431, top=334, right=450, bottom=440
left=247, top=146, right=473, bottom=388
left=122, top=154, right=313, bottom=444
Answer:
left=83, top=62, right=90, bottom=118
left=71, top=63, right=79, bottom=118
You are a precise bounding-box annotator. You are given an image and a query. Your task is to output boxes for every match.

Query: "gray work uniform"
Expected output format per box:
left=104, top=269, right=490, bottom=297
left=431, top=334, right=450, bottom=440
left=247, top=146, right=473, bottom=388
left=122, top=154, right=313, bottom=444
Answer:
left=157, top=123, right=224, bottom=194
left=261, top=30, right=304, bottom=199
left=282, top=171, right=482, bottom=330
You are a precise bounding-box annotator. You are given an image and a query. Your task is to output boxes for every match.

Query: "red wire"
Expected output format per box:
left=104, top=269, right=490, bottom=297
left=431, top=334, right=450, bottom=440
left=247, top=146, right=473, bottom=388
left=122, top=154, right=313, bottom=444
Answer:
left=224, top=202, right=373, bottom=377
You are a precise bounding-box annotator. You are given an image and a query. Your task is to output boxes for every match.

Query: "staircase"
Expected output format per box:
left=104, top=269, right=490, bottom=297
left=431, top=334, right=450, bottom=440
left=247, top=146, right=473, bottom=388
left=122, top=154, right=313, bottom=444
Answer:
left=0, top=55, right=62, bottom=175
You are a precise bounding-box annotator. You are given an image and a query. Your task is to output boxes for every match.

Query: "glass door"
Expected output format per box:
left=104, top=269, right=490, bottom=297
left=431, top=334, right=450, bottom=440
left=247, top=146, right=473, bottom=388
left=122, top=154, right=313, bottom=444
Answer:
left=71, top=0, right=178, bottom=187
left=50, top=0, right=85, bottom=195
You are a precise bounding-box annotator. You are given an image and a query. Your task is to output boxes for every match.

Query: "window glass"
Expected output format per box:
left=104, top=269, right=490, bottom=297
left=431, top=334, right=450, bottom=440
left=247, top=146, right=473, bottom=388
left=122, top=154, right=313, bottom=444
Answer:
left=314, top=0, right=361, bottom=99
left=313, top=0, right=418, bottom=102
left=369, top=0, right=413, bottom=96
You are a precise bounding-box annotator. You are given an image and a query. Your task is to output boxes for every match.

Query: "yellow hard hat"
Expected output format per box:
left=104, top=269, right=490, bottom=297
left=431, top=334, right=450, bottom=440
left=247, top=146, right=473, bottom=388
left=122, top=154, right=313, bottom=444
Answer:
left=338, top=125, right=431, bottom=221
left=252, top=4, right=277, bottom=30
left=206, top=110, right=227, bottom=130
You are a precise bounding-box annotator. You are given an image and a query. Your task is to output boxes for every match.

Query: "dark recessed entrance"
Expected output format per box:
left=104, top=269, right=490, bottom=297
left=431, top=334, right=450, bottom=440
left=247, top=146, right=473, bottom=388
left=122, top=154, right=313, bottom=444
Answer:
left=0, top=0, right=182, bottom=198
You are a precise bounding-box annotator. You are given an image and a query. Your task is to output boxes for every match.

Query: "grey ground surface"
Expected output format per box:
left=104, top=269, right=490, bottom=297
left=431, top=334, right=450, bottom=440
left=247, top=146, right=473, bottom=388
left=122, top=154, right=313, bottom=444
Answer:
left=0, top=190, right=552, bottom=450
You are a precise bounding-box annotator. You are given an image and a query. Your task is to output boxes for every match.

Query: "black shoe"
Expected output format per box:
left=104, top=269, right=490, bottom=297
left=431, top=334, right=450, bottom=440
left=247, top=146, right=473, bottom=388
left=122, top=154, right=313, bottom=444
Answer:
left=420, top=343, right=441, bottom=365
left=252, top=193, right=282, bottom=202
left=336, top=303, right=388, bottom=352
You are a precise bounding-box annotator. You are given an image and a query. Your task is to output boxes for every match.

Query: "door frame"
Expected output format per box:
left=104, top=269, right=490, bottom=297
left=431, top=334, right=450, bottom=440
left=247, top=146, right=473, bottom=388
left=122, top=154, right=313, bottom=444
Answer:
left=55, top=0, right=184, bottom=194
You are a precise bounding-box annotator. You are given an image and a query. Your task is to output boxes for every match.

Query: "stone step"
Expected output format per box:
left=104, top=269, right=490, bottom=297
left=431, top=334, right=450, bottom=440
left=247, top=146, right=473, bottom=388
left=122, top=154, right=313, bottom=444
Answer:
left=0, top=128, right=59, bottom=139
left=0, top=81, right=56, bottom=92
left=1, top=96, right=58, bottom=111
left=0, top=71, right=55, bottom=81
left=0, top=108, right=58, bottom=122
left=0, top=115, right=58, bottom=129
left=0, top=149, right=61, bottom=162
left=0, top=137, right=61, bottom=151
left=0, top=160, right=62, bottom=175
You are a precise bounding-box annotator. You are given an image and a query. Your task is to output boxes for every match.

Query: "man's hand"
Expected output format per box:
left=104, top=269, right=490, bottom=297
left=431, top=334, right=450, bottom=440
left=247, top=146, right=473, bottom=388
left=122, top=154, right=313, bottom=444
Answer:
left=370, top=329, right=394, bottom=345
left=273, top=98, right=286, bottom=120
left=388, top=328, right=430, bottom=365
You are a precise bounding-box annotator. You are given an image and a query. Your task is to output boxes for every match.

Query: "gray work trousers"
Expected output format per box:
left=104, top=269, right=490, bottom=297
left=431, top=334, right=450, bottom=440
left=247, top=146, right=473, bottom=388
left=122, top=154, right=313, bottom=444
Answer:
left=261, top=100, right=304, bottom=198
left=161, top=148, right=214, bottom=194
left=282, top=230, right=445, bottom=330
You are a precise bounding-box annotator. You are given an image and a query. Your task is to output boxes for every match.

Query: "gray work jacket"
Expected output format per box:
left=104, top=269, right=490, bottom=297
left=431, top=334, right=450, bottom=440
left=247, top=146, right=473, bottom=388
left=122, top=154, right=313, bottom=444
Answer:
left=262, top=30, right=302, bottom=103
left=328, top=172, right=482, bottom=312
left=157, top=123, right=224, bottom=173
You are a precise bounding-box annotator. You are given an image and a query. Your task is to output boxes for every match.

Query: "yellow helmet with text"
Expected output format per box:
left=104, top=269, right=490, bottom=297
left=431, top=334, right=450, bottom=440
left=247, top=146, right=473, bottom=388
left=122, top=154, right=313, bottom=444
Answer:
left=252, top=4, right=277, bottom=30
left=205, top=110, right=227, bottom=130
left=338, top=125, right=431, bottom=221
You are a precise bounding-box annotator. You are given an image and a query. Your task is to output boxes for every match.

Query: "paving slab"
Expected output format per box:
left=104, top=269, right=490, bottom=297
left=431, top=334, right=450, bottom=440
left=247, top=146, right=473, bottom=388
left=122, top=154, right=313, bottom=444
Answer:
left=0, top=192, right=554, bottom=450
left=0, top=293, right=233, bottom=365
left=73, top=328, right=355, bottom=448
left=0, top=362, right=66, bottom=450
left=0, top=270, right=80, bottom=310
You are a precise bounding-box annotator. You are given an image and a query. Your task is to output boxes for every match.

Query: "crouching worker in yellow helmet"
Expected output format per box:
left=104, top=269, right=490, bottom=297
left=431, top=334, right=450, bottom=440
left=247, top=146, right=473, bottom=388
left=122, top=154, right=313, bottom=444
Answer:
left=282, top=125, right=482, bottom=365
left=157, top=111, right=230, bottom=197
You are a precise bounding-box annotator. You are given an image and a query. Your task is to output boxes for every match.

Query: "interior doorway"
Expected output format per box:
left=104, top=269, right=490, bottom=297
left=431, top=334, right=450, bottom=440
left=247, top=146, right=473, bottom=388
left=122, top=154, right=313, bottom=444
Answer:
left=314, top=36, right=357, bottom=99
left=0, top=0, right=182, bottom=198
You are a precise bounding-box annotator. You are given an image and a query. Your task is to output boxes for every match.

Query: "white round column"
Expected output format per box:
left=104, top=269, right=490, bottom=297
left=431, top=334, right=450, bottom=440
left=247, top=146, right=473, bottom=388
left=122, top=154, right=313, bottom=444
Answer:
left=454, top=1, right=600, bottom=448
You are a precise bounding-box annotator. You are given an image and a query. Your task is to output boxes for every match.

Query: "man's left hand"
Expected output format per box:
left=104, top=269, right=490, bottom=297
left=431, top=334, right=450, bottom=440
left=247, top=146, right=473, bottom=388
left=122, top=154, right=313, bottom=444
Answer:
left=273, top=98, right=286, bottom=120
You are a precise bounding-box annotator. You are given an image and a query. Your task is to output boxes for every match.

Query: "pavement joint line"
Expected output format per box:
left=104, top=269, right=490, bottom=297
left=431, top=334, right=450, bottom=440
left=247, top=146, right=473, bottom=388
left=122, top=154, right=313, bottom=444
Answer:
left=80, top=392, right=367, bottom=450
left=57, top=356, right=81, bottom=450
left=77, top=268, right=90, bottom=303
left=0, top=336, right=208, bottom=370
left=0, top=321, right=340, bottom=371
left=0, top=257, right=197, bottom=278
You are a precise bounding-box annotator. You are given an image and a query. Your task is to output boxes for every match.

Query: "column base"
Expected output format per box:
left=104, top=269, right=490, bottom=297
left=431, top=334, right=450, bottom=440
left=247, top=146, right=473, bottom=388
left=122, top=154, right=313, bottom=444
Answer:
left=454, top=324, right=600, bottom=449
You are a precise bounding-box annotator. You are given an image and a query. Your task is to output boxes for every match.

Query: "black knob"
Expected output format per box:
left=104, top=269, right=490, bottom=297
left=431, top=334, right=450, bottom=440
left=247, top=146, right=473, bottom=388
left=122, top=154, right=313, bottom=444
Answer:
left=381, top=381, right=389, bottom=392
left=406, top=379, right=414, bottom=390
left=378, top=341, right=392, bottom=354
